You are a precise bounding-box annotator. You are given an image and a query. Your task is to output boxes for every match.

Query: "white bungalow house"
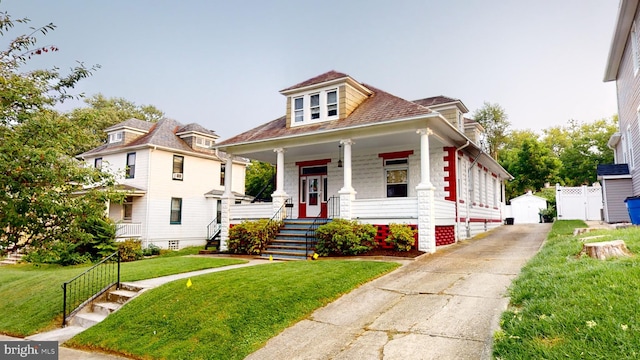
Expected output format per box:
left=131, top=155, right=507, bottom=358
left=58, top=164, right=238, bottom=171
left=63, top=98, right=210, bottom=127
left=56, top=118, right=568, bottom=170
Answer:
left=78, top=118, right=249, bottom=249
left=214, top=71, right=512, bottom=254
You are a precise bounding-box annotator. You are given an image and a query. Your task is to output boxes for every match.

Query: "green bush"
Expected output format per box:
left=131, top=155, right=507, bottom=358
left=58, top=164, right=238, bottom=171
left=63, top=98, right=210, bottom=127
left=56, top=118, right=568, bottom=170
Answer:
left=315, top=219, right=377, bottom=256
left=142, top=244, right=161, bottom=256
left=118, top=239, right=143, bottom=262
left=228, top=219, right=282, bottom=255
left=385, top=223, right=416, bottom=251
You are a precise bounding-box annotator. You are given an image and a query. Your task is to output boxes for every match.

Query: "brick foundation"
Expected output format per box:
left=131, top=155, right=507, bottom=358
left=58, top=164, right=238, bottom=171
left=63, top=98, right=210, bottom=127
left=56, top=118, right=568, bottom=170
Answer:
left=373, top=224, right=455, bottom=248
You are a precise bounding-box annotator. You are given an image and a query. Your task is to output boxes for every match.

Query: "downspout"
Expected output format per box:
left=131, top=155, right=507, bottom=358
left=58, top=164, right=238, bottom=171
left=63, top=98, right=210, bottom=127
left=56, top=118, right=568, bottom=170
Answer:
left=455, top=141, right=470, bottom=241
left=467, top=149, right=482, bottom=238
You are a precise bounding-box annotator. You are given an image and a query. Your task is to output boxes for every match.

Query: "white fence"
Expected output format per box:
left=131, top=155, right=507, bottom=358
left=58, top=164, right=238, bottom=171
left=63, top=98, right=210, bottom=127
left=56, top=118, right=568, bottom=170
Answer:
left=556, top=184, right=602, bottom=221
left=115, top=222, right=142, bottom=238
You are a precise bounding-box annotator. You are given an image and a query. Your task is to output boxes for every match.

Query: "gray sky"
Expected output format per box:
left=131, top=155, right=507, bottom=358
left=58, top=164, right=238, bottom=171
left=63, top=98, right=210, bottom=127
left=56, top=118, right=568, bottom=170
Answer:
left=2, top=0, right=619, bottom=139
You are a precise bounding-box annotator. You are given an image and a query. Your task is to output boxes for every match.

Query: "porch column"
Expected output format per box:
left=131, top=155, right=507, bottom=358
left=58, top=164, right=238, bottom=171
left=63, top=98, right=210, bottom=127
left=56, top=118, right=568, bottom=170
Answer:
left=272, top=148, right=289, bottom=216
left=416, top=128, right=436, bottom=253
left=220, top=156, right=234, bottom=251
left=338, top=139, right=356, bottom=220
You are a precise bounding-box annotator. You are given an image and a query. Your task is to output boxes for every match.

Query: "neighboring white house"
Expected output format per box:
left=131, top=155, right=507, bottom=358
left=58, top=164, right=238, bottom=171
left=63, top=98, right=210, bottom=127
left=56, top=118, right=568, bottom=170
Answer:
left=214, top=71, right=512, bottom=254
left=509, top=191, right=547, bottom=224
left=78, top=118, right=249, bottom=249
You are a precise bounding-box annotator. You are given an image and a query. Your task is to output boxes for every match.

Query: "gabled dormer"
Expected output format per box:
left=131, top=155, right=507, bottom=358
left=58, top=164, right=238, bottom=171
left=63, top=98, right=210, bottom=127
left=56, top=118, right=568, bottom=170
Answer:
left=104, top=118, right=155, bottom=147
left=280, top=71, right=373, bottom=128
left=413, top=96, right=469, bottom=132
left=176, top=123, right=219, bottom=152
left=464, top=117, right=485, bottom=147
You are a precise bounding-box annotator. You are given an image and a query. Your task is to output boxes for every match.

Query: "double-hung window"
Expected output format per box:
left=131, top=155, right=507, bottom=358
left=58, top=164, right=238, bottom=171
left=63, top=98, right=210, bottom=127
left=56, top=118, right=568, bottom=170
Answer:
left=126, top=152, right=136, bottom=179
left=172, top=155, right=184, bottom=180
left=294, top=97, right=304, bottom=122
left=123, top=196, right=133, bottom=221
left=310, top=94, right=320, bottom=119
left=327, top=90, right=337, bottom=116
left=109, top=132, right=123, bottom=143
left=170, top=198, right=182, bottom=224
left=385, top=158, right=408, bottom=197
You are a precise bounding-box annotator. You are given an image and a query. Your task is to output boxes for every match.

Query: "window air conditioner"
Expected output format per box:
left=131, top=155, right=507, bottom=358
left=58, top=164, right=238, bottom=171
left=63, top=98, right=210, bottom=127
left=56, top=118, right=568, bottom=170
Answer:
left=172, top=173, right=183, bottom=180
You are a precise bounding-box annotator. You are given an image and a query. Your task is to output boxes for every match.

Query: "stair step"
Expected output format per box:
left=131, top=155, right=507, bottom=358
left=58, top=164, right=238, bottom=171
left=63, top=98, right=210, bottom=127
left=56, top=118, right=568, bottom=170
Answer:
left=107, top=289, right=139, bottom=304
left=119, top=283, right=145, bottom=292
left=72, top=312, right=107, bottom=328
left=93, top=301, right=122, bottom=316
left=263, top=249, right=308, bottom=256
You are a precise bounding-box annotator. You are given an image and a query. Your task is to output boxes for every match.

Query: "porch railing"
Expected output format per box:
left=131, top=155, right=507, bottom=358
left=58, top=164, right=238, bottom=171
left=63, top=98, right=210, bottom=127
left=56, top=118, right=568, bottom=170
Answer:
left=115, top=222, right=142, bottom=238
left=305, top=196, right=339, bottom=257
left=62, top=250, right=120, bottom=327
left=207, top=220, right=222, bottom=240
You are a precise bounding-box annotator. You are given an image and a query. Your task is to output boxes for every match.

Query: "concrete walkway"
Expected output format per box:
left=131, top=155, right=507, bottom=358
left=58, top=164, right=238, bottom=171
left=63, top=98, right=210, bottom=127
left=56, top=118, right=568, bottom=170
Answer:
left=246, top=223, right=550, bottom=360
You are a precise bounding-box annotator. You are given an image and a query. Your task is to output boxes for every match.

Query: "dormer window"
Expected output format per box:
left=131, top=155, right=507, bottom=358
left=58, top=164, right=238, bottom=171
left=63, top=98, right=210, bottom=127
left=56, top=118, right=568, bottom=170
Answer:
left=294, top=97, right=304, bottom=122
left=290, top=87, right=339, bottom=127
left=195, top=136, right=213, bottom=148
left=109, top=132, right=123, bottom=143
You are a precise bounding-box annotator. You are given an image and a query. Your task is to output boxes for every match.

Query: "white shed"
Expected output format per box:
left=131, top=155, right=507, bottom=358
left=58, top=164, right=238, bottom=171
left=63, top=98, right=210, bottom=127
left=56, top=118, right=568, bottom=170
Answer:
left=509, top=191, right=548, bottom=224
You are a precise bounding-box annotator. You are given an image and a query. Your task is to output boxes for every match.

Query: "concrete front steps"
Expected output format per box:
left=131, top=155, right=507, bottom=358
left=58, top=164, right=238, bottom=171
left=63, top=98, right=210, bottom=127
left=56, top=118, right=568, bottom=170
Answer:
left=70, top=283, right=145, bottom=328
left=261, top=218, right=328, bottom=261
left=0, top=252, right=23, bottom=265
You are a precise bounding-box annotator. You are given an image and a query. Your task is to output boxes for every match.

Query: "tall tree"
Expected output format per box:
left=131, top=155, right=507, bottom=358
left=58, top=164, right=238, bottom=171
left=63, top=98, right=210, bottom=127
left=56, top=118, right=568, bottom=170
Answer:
left=472, top=102, right=511, bottom=159
left=0, top=8, right=119, bottom=263
left=245, top=160, right=275, bottom=201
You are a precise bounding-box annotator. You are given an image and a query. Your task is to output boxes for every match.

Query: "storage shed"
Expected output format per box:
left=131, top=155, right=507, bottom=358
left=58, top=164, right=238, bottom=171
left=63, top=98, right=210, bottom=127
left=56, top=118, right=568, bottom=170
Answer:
left=509, top=191, right=547, bottom=224
left=597, top=164, right=631, bottom=223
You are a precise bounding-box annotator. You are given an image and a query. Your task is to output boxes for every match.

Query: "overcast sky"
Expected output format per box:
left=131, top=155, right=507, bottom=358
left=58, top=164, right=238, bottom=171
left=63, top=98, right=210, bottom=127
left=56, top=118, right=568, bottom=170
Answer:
left=2, top=0, right=620, bottom=139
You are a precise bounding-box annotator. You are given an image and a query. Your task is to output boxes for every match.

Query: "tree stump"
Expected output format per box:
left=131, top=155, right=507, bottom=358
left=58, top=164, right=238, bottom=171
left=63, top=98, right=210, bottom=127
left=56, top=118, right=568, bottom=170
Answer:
left=581, top=240, right=632, bottom=260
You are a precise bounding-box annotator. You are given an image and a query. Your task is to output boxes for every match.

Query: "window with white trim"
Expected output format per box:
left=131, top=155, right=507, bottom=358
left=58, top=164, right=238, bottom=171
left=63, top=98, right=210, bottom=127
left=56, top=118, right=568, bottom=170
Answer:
left=172, top=155, right=184, bottom=180
left=170, top=198, right=182, bottom=224
left=123, top=196, right=133, bottom=221
left=94, top=157, right=102, bottom=169
left=385, top=158, right=408, bottom=197
left=125, top=152, right=136, bottom=179
left=109, top=132, right=123, bottom=143
left=492, top=178, right=497, bottom=206
left=294, top=97, right=304, bottom=122
left=195, top=137, right=213, bottom=148
left=290, top=87, right=339, bottom=126
left=625, top=123, right=635, bottom=170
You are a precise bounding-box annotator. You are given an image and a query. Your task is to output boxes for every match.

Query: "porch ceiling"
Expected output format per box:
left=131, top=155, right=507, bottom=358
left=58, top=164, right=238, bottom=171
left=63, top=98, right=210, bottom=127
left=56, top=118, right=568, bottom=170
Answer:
left=229, top=130, right=448, bottom=163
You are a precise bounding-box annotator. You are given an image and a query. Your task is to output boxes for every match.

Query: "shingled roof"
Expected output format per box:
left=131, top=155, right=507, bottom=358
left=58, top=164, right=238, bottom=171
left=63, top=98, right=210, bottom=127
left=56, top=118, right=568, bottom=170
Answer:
left=177, top=123, right=219, bottom=138
left=218, top=81, right=434, bottom=146
left=104, top=118, right=155, bottom=132
left=79, top=118, right=221, bottom=158
left=412, top=95, right=461, bottom=108
left=280, top=70, right=349, bottom=92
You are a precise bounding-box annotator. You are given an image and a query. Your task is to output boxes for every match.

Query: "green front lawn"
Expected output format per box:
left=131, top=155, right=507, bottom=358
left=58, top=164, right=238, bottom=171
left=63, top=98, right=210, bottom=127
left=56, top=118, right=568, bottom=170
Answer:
left=494, top=220, right=640, bottom=359
left=0, top=249, right=246, bottom=336
left=67, top=260, right=399, bottom=360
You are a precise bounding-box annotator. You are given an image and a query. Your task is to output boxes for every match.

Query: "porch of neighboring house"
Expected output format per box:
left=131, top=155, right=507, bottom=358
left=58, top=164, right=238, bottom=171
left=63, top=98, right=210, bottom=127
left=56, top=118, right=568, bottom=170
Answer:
left=218, top=127, right=462, bottom=257
left=108, top=194, right=144, bottom=241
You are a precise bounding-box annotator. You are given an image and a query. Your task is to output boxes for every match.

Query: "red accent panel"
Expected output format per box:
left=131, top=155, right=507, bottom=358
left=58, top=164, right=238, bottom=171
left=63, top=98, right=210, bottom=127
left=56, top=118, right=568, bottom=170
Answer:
left=492, top=173, right=498, bottom=178
left=295, top=159, right=332, bottom=167
left=373, top=224, right=418, bottom=249
left=298, top=204, right=307, bottom=218
left=435, top=225, right=455, bottom=246
left=378, top=150, right=414, bottom=160
left=443, top=147, right=457, bottom=202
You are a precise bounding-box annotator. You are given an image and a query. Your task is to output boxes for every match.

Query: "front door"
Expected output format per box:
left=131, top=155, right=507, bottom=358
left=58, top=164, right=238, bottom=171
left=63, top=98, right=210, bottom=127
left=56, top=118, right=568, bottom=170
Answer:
left=306, top=176, right=321, bottom=217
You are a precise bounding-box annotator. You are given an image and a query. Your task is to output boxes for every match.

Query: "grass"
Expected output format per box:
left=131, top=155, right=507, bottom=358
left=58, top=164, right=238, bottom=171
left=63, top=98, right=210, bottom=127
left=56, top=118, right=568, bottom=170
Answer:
left=493, top=220, right=640, bottom=359
left=67, top=260, right=399, bottom=360
left=0, top=248, right=246, bottom=336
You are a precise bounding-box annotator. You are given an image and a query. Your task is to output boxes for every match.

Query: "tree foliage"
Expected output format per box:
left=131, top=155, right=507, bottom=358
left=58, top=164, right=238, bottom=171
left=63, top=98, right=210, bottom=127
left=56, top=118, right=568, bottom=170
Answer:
left=472, top=102, right=511, bottom=159
left=0, top=8, right=119, bottom=263
left=245, top=160, right=275, bottom=201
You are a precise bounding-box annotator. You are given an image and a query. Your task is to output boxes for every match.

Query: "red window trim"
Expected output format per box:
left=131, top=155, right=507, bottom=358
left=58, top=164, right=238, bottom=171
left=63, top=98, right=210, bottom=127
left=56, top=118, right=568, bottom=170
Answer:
left=378, top=150, right=414, bottom=160
left=295, top=159, right=332, bottom=167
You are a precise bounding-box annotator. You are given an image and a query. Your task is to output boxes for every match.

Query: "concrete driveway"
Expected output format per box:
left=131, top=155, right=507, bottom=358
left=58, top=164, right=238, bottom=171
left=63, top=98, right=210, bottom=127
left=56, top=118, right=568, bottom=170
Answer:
left=246, top=223, right=550, bottom=360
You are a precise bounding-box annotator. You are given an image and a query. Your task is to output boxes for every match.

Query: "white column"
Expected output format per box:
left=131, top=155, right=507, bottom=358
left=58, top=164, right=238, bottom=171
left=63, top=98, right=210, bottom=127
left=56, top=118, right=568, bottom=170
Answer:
left=271, top=148, right=289, bottom=215
left=416, top=128, right=436, bottom=253
left=338, top=139, right=356, bottom=220
left=220, top=156, right=234, bottom=251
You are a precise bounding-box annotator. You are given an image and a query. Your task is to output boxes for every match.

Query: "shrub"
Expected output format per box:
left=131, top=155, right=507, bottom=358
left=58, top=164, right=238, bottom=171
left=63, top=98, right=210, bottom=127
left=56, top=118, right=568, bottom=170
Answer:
left=142, top=244, right=161, bottom=256
left=385, top=223, right=416, bottom=251
left=118, top=239, right=143, bottom=262
left=315, top=219, right=377, bottom=256
left=228, top=219, right=281, bottom=255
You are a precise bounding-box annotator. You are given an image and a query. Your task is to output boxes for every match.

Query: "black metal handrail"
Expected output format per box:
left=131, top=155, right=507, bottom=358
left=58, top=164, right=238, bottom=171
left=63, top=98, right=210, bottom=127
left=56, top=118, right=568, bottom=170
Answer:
left=305, top=196, right=339, bottom=257
left=62, top=250, right=120, bottom=327
left=260, top=198, right=292, bottom=253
